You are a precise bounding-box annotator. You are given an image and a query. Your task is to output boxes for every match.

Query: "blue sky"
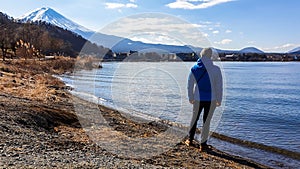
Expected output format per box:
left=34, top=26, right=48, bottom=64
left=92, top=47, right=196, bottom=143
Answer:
left=0, top=0, right=299, bottom=52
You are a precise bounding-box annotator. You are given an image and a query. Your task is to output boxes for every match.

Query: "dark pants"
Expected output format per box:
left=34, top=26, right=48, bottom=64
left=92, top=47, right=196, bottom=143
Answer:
left=188, top=101, right=216, bottom=145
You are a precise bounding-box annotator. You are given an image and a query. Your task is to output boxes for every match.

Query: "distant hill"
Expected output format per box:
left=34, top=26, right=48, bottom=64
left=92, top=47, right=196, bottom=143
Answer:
left=214, top=47, right=265, bottom=55
left=240, top=47, right=264, bottom=54
left=0, top=12, right=12, bottom=24
left=110, top=39, right=200, bottom=53
left=288, top=47, right=300, bottom=54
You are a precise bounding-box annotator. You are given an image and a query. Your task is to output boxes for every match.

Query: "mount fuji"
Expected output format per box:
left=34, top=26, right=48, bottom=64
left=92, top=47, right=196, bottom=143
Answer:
left=19, top=7, right=94, bottom=39
left=18, top=7, right=127, bottom=50
left=17, top=7, right=198, bottom=53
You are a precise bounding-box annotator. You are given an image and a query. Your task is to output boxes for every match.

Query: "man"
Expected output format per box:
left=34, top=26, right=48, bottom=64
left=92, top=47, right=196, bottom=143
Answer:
left=186, top=47, right=223, bottom=151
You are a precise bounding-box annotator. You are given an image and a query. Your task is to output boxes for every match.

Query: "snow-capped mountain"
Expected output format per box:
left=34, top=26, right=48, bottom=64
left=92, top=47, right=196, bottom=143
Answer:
left=15, top=8, right=138, bottom=50
left=17, top=7, right=267, bottom=54
left=18, top=7, right=129, bottom=50
left=18, top=7, right=94, bottom=39
left=214, top=47, right=265, bottom=54
left=17, top=7, right=198, bottom=53
left=288, top=47, right=300, bottom=54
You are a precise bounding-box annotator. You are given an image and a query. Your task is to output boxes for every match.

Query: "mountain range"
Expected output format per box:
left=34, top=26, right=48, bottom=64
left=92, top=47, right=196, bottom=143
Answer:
left=19, top=7, right=202, bottom=53
left=18, top=7, right=300, bottom=54
left=288, top=47, right=300, bottom=54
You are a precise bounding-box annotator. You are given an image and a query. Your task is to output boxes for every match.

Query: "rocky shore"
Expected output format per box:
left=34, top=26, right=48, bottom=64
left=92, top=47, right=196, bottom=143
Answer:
left=0, top=58, right=269, bottom=168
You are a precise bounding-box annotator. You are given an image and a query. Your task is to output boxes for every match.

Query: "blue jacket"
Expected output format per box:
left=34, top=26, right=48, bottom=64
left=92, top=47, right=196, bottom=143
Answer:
left=187, top=58, right=223, bottom=103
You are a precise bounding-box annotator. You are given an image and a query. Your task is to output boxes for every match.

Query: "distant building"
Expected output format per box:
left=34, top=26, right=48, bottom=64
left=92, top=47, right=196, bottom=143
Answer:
left=225, top=54, right=234, bottom=58
left=44, top=55, right=55, bottom=60
left=168, top=53, right=177, bottom=60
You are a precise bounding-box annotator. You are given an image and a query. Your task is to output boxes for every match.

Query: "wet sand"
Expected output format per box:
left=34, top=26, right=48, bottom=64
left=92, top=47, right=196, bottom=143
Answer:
left=0, top=58, right=269, bottom=168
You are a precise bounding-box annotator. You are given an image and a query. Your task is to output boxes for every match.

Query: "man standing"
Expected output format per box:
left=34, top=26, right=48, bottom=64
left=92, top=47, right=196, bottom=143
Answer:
left=186, top=47, right=223, bottom=151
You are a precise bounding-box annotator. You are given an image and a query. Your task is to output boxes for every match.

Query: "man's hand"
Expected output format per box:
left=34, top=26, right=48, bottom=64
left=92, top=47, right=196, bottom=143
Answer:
left=216, top=101, right=221, bottom=107
left=189, top=100, right=195, bottom=104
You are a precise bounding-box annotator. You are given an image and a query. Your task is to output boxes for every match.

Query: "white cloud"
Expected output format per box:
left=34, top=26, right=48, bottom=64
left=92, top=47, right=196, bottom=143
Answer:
left=214, top=39, right=232, bottom=45
left=247, top=41, right=255, bottom=44
left=129, top=0, right=136, bottom=2
left=225, top=29, right=232, bottom=33
left=263, top=43, right=300, bottom=53
left=212, top=30, right=219, bottom=34
left=105, top=2, right=138, bottom=9
left=203, top=33, right=209, bottom=37
left=214, top=22, right=221, bottom=27
left=100, top=14, right=211, bottom=47
left=191, top=23, right=206, bottom=28
left=131, top=34, right=184, bottom=46
left=166, top=0, right=234, bottom=10
left=105, top=3, right=124, bottom=9
left=281, top=43, right=297, bottom=48
left=126, top=3, right=138, bottom=8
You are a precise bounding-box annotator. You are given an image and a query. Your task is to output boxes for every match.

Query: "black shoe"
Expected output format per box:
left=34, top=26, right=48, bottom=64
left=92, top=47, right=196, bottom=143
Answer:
left=199, top=144, right=213, bottom=152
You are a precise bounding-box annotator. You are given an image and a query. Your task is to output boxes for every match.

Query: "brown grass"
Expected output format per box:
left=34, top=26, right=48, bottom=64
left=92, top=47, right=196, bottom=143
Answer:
left=0, top=57, right=76, bottom=102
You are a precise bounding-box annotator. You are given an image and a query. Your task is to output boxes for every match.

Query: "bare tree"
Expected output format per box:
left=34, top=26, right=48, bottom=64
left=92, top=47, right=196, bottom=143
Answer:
left=0, top=25, right=10, bottom=61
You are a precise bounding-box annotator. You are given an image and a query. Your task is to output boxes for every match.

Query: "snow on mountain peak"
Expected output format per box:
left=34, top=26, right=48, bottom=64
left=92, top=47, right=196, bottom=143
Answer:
left=18, top=7, right=93, bottom=38
left=20, top=7, right=59, bottom=23
left=288, top=47, right=300, bottom=53
left=240, top=47, right=264, bottom=54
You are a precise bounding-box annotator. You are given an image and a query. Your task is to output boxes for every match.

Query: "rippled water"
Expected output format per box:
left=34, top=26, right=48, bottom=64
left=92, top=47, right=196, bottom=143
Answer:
left=217, top=62, right=300, bottom=154
left=61, top=62, right=300, bottom=155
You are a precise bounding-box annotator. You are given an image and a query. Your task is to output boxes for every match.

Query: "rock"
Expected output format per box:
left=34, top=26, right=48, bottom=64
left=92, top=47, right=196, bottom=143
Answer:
left=48, top=85, right=61, bottom=90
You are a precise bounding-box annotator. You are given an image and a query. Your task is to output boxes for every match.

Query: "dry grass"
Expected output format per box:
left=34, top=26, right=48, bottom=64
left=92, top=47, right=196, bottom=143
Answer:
left=0, top=57, right=76, bottom=102
left=74, top=56, right=102, bottom=70
left=0, top=56, right=102, bottom=102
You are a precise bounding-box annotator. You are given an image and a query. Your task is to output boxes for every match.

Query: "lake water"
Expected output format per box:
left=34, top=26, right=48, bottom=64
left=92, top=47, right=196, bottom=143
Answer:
left=60, top=61, right=300, bottom=166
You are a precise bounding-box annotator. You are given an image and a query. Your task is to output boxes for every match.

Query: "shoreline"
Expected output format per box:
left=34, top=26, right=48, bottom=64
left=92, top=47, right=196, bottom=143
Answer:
left=0, top=58, right=272, bottom=168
